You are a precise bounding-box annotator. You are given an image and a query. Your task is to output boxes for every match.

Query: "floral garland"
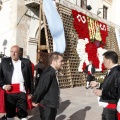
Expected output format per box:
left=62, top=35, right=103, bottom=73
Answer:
left=98, top=21, right=108, bottom=45
left=76, top=39, right=106, bottom=72
left=72, top=9, right=108, bottom=72
left=72, top=10, right=90, bottom=40
left=76, top=38, right=89, bottom=72
left=85, top=42, right=99, bottom=68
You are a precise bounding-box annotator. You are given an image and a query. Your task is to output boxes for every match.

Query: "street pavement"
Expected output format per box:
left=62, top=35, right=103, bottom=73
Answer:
left=0, top=86, right=102, bottom=120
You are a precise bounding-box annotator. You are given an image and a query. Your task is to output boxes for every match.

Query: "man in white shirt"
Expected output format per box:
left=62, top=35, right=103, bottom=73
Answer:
left=0, top=45, right=34, bottom=120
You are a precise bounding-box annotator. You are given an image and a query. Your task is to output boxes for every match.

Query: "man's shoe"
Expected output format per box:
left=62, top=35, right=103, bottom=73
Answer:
left=85, top=87, right=89, bottom=89
left=1, top=115, right=7, bottom=120
left=85, top=86, right=90, bottom=89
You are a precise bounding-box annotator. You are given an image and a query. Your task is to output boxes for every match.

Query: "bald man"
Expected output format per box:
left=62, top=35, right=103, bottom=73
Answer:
left=0, top=45, right=34, bottom=120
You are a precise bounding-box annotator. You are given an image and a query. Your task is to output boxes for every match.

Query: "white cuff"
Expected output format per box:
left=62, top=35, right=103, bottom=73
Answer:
left=117, top=99, right=120, bottom=112
left=2, top=85, right=6, bottom=89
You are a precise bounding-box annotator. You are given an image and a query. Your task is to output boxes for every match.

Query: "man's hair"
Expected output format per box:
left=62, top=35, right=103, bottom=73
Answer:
left=49, top=52, right=63, bottom=64
left=103, top=51, right=118, bottom=64
left=11, top=45, right=21, bottom=55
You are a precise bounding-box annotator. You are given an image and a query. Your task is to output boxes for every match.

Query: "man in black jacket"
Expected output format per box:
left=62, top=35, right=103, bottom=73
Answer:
left=32, top=52, right=64, bottom=120
left=0, top=45, right=33, bottom=120
left=90, top=51, right=120, bottom=120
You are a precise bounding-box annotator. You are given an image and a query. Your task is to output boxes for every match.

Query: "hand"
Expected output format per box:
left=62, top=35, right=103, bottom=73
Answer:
left=28, top=94, right=32, bottom=99
left=90, top=81, right=99, bottom=88
left=4, top=85, right=11, bottom=91
left=93, top=89, right=102, bottom=96
left=32, top=102, right=39, bottom=107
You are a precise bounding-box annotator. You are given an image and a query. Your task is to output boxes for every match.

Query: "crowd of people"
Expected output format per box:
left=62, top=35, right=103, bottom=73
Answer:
left=0, top=45, right=120, bottom=120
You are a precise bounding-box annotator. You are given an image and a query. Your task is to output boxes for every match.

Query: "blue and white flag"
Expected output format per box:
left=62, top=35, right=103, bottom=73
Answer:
left=43, top=0, right=66, bottom=53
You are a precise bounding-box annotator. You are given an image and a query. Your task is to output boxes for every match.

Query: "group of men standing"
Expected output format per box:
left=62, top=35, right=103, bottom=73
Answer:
left=0, top=45, right=64, bottom=120
left=0, top=45, right=120, bottom=120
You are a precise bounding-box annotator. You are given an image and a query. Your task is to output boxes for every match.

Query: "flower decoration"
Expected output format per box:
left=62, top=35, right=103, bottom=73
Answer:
left=72, top=9, right=108, bottom=72
left=98, top=21, right=108, bottom=45
left=72, top=10, right=90, bottom=40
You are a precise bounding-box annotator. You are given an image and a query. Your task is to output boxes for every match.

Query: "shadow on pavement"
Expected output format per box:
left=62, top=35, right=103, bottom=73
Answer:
left=56, top=115, right=66, bottom=120
left=57, top=100, right=71, bottom=115
left=56, top=100, right=71, bottom=120
left=69, top=106, right=91, bottom=120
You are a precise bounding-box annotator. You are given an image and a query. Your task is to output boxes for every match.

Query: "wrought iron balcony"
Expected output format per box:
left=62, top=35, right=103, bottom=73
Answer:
left=24, top=0, right=40, bottom=8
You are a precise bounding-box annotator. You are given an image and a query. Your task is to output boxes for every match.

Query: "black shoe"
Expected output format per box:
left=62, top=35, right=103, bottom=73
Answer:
left=86, top=86, right=90, bottom=89
left=1, top=115, right=6, bottom=120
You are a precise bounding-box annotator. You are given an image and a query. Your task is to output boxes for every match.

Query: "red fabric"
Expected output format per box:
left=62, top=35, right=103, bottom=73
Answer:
left=27, top=95, right=33, bottom=110
left=0, top=88, right=5, bottom=113
left=102, top=63, right=106, bottom=72
left=6, top=84, right=20, bottom=94
left=31, top=62, right=34, bottom=78
left=82, top=62, right=87, bottom=72
left=118, top=112, right=120, bottom=120
left=106, top=104, right=116, bottom=109
left=88, top=71, right=91, bottom=75
left=0, top=84, right=34, bottom=113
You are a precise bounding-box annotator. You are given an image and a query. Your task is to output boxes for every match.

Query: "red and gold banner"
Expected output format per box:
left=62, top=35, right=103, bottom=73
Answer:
left=72, top=9, right=108, bottom=71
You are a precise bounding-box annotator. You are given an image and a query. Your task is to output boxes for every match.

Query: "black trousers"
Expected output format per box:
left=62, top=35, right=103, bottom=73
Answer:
left=5, top=92, right=28, bottom=119
left=102, top=108, right=118, bottom=120
left=39, top=106, right=57, bottom=120
left=86, top=74, right=95, bottom=82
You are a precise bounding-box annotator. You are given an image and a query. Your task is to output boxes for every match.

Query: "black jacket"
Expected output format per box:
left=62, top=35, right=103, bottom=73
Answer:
left=34, top=62, right=46, bottom=80
left=32, top=66, right=60, bottom=108
left=0, top=57, right=34, bottom=94
left=100, top=65, right=120, bottom=104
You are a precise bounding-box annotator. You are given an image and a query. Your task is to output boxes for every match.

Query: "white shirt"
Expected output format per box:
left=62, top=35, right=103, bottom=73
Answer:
left=11, top=60, right=26, bottom=93
left=88, top=64, right=92, bottom=73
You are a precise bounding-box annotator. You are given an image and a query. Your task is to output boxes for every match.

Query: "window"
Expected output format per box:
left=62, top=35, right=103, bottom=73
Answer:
left=103, top=6, right=108, bottom=19
left=81, top=0, right=87, bottom=9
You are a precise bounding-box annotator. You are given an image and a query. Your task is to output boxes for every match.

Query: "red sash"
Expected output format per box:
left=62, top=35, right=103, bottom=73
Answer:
left=0, top=84, right=33, bottom=113
left=88, top=71, right=91, bottom=75
left=6, top=84, right=20, bottom=94
left=106, top=103, right=116, bottom=109
left=105, top=103, right=120, bottom=120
